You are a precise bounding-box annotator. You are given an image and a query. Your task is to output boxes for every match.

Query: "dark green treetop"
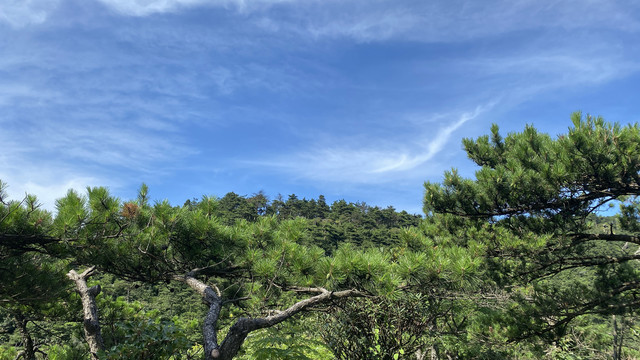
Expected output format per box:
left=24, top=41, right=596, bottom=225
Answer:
left=424, top=112, right=640, bottom=341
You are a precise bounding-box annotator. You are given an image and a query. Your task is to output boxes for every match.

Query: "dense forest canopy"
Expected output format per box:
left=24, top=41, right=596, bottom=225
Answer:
left=2, top=112, right=640, bottom=359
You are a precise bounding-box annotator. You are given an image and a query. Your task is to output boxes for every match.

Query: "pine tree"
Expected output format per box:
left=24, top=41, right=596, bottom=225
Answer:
left=424, top=113, right=640, bottom=344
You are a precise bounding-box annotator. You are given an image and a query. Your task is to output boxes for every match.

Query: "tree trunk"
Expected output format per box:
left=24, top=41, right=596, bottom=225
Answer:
left=612, top=314, right=625, bottom=360
left=172, top=274, right=223, bottom=360
left=174, top=273, right=365, bottom=360
left=68, top=266, right=104, bottom=360
left=14, top=313, right=36, bottom=360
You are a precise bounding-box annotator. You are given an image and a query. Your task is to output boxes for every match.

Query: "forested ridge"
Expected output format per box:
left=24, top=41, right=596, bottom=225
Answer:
left=2, top=113, right=640, bottom=359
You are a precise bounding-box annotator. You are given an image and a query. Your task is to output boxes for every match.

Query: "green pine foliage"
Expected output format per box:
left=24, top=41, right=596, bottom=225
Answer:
left=2, top=112, right=640, bottom=359
left=424, top=112, right=640, bottom=358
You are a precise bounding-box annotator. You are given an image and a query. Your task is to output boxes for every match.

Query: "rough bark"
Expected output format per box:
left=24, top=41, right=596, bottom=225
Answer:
left=217, top=287, right=364, bottom=360
left=67, top=266, right=104, bottom=360
left=14, top=313, right=36, bottom=360
left=174, top=273, right=365, bottom=360
left=172, top=273, right=223, bottom=360
left=612, top=314, right=625, bottom=360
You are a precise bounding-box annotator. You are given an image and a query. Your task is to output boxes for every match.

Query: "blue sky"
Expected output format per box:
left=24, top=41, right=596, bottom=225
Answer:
left=1, top=0, right=640, bottom=214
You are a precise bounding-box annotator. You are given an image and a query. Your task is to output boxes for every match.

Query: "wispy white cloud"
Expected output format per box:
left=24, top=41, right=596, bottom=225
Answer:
left=2, top=0, right=639, bottom=215
left=455, top=45, right=640, bottom=109
left=1, top=174, right=107, bottom=213
left=96, top=0, right=209, bottom=16
left=306, top=6, right=421, bottom=42
left=472, top=52, right=637, bottom=85
left=136, top=118, right=180, bottom=132
left=372, top=103, right=494, bottom=173
left=0, top=0, right=61, bottom=27
left=0, top=131, right=105, bottom=211
left=0, top=115, right=195, bottom=211
left=293, top=0, right=640, bottom=43
left=0, top=67, right=199, bottom=208
left=4, top=0, right=639, bottom=40
left=0, top=1, right=311, bottom=209
left=254, top=102, right=495, bottom=184
left=0, top=83, right=60, bottom=107
left=95, top=0, right=296, bottom=16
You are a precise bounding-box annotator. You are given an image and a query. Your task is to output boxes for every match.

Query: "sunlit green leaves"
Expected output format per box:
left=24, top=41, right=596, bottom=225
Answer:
left=422, top=114, right=640, bottom=357
left=53, top=189, right=87, bottom=238
left=426, top=112, right=640, bottom=233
